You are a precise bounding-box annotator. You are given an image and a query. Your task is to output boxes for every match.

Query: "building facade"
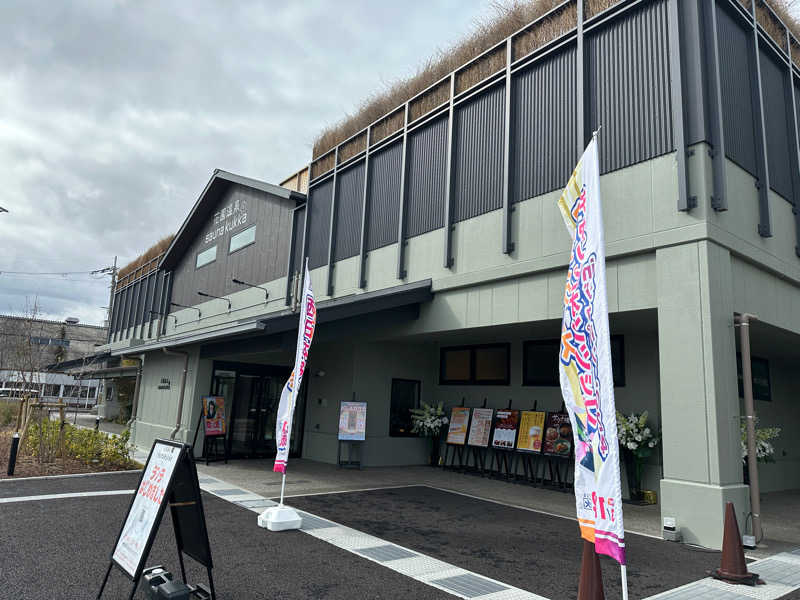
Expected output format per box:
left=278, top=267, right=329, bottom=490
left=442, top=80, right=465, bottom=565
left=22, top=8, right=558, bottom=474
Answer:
left=98, top=0, right=800, bottom=549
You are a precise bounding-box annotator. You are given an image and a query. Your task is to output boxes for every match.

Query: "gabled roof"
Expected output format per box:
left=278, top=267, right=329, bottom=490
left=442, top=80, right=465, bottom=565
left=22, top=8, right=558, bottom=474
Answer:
left=159, top=169, right=306, bottom=271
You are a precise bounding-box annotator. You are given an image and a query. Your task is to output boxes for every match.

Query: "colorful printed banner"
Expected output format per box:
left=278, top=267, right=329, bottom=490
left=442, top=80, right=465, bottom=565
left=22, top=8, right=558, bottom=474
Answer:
left=466, top=408, right=493, bottom=447
left=490, top=409, right=519, bottom=450
left=273, top=263, right=317, bottom=474
left=202, top=396, right=226, bottom=436
left=516, top=411, right=546, bottom=453
left=446, top=407, right=470, bottom=445
left=338, top=402, right=367, bottom=441
left=557, top=137, right=626, bottom=565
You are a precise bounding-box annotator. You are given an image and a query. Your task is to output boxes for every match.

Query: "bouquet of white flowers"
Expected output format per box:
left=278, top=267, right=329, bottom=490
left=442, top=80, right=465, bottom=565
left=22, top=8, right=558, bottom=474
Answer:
left=740, top=419, right=780, bottom=464
left=616, top=410, right=660, bottom=500
left=410, top=402, right=449, bottom=437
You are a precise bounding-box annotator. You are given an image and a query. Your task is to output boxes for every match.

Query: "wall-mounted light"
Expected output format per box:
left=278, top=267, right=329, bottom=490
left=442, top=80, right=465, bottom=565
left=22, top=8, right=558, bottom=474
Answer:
left=315, top=370, right=326, bottom=377
left=170, top=302, right=200, bottom=318
left=232, top=277, right=269, bottom=301
left=197, top=291, right=231, bottom=311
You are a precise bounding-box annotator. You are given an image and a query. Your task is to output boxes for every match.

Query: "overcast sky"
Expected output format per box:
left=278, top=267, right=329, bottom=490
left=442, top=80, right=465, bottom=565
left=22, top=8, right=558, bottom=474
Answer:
left=0, top=0, right=488, bottom=325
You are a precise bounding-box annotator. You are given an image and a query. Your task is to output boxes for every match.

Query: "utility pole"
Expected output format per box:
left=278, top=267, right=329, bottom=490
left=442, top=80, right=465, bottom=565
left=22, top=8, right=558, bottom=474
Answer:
left=95, top=257, right=117, bottom=341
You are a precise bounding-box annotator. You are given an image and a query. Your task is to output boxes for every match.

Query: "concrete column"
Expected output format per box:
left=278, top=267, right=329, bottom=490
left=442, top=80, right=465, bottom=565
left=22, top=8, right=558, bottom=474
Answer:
left=657, top=241, right=749, bottom=548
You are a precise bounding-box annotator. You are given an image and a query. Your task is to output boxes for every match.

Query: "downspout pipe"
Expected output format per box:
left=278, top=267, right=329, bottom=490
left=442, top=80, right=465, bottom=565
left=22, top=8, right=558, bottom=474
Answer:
left=734, top=313, right=762, bottom=543
left=126, top=355, right=143, bottom=429
left=163, top=347, right=189, bottom=441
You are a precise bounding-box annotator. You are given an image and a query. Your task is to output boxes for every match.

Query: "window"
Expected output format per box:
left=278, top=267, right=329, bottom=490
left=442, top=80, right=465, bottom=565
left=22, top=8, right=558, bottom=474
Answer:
left=522, top=336, right=625, bottom=387
left=737, top=353, right=771, bottom=402
left=390, top=378, right=420, bottom=436
left=229, top=225, right=256, bottom=254
left=196, top=245, right=217, bottom=268
left=439, top=344, right=510, bottom=385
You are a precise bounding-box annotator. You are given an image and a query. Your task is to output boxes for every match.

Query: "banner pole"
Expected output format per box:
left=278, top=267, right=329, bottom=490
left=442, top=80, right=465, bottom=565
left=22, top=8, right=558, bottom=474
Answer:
left=621, top=565, right=629, bottom=600
left=279, top=473, right=286, bottom=506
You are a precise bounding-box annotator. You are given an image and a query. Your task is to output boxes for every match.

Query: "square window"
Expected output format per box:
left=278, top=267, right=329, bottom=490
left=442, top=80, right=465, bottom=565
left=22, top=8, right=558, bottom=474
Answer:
left=440, top=344, right=509, bottom=385
left=474, top=345, right=509, bottom=384
left=229, top=225, right=256, bottom=254
left=196, top=245, right=217, bottom=268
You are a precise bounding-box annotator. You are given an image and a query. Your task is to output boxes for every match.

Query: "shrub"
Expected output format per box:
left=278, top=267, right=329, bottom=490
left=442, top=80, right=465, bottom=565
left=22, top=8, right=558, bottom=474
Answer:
left=24, top=420, right=135, bottom=468
left=0, top=401, right=21, bottom=427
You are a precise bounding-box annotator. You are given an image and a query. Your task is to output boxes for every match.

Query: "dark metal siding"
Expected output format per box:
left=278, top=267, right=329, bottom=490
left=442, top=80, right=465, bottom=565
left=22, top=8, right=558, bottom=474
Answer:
left=717, top=4, right=757, bottom=176
left=290, top=207, right=306, bottom=275
left=406, top=116, right=448, bottom=238
left=761, top=51, right=793, bottom=201
left=307, top=179, right=333, bottom=269
left=169, top=183, right=294, bottom=307
left=586, top=0, right=673, bottom=174
left=367, top=142, right=402, bottom=251
left=333, top=163, right=364, bottom=261
left=512, top=47, right=577, bottom=203
left=453, top=84, right=505, bottom=222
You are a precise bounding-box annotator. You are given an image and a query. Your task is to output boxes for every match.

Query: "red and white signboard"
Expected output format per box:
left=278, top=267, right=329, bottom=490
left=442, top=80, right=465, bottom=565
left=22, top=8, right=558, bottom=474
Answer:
left=112, top=442, right=182, bottom=577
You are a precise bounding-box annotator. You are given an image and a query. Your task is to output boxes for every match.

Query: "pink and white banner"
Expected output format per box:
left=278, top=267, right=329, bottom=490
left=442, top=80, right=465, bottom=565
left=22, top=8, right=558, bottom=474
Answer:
left=273, top=263, right=317, bottom=474
left=557, top=137, right=626, bottom=565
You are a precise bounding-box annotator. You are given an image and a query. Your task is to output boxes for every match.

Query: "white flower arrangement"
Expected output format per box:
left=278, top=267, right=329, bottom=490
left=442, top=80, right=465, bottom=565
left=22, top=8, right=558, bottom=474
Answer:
left=616, top=410, right=659, bottom=457
left=740, top=419, right=780, bottom=463
left=410, top=401, right=449, bottom=437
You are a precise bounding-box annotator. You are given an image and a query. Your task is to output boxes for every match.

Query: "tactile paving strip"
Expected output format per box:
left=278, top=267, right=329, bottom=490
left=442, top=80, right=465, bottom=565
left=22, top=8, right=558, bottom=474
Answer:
left=431, top=574, right=509, bottom=598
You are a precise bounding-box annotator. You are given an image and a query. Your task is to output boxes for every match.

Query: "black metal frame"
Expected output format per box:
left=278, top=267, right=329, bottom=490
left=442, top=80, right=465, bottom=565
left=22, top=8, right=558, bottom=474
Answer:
left=396, top=103, right=411, bottom=279
left=443, top=72, right=457, bottom=269
left=749, top=0, right=772, bottom=237
left=668, top=0, right=695, bottom=211
left=358, top=130, right=372, bottom=288
left=325, top=147, right=340, bottom=297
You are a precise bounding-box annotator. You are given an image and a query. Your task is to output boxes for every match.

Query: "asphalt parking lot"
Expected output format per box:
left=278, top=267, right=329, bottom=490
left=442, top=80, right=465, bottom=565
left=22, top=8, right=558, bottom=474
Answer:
left=0, top=471, right=449, bottom=600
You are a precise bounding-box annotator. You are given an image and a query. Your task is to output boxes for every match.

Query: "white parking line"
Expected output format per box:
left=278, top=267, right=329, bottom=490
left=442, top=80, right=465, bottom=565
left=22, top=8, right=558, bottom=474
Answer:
left=0, top=489, right=134, bottom=503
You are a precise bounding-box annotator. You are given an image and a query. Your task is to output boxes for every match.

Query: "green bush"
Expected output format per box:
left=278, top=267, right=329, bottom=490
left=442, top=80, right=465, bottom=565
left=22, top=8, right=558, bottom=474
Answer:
left=25, top=420, right=134, bottom=468
left=0, top=401, right=21, bottom=427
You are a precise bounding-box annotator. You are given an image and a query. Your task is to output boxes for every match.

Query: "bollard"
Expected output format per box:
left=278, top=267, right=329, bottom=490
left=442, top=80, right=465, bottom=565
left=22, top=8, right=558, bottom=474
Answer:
left=95, top=417, right=100, bottom=431
left=7, top=432, right=20, bottom=476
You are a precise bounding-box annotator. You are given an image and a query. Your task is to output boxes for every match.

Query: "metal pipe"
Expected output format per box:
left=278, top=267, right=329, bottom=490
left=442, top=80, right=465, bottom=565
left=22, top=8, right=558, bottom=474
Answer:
left=163, top=347, right=189, bottom=441
left=126, top=355, right=143, bottom=429
left=735, top=313, right=763, bottom=542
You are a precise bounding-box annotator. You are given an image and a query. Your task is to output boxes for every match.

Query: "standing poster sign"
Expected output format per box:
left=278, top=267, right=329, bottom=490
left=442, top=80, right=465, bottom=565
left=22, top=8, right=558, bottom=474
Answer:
left=557, top=136, right=626, bottom=571
left=490, top=409, right=519, bottom=450
left=517, top=411, right=546, bottom=452
left=338, top=402, right=367, bottom=441
left=542, top=412, right=572, bottom=457
left=445, top=407, right=470, bottom=445
left=99, top=439, right=216, bottom=600
left=202, top=396, right=226, bottom=436
left=466, top=408, right=493, bottom=447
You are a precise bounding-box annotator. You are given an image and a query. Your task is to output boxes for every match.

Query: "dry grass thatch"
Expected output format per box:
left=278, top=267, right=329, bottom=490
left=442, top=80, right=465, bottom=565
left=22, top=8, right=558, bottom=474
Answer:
left=311, top=0, right=800, bottom=164
left=117, top=235, right=175, bottom=288
left=313, top=0, right=578, bottom=159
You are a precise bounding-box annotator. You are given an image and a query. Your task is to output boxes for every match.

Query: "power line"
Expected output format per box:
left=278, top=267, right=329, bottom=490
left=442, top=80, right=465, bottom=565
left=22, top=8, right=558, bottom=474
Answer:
left=0, top=268, right=112, bottom=276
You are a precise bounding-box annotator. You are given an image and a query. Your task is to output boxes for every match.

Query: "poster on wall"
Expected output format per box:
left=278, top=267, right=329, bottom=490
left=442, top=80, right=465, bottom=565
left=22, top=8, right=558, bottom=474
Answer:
left=516, top=411, right=546, bottom=453
left=112, top=441, right=182, bottom=577
left=446, top=407, right=470, bottom=445
left=202, top=396, right=226, bottom=437
left=490, top=409, right=520, bottom=450
left=466, top=408, right=493, bottom=447
left=542, top=412, right=572, bottom=457
left=338, top=401, right=367, bottom=441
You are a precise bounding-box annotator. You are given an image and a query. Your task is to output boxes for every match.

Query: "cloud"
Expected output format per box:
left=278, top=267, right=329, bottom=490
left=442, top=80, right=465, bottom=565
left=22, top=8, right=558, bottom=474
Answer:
left=0, top=0, right=487, bottom=325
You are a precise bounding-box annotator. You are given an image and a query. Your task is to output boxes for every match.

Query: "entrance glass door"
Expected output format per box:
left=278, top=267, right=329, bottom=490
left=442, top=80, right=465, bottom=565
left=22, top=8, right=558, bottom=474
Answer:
left=211, top=362, right=303, bottom=459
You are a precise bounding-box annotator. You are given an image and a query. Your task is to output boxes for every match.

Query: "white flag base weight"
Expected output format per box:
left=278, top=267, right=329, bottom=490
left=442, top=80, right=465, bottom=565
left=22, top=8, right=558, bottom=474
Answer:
left=258, top=505, right=302, bottom=531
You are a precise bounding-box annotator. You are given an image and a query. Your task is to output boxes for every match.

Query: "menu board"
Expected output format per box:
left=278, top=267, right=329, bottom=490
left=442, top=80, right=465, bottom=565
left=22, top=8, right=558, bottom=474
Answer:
left=542, top=412, right=573, bottom=457
left=490, top=410, right=519, bottom=450
left=516, top=411, right=546, bottom=453
left=338, top=401, right=367, bottom=441
left=467, top=408, right=493, bottom=447
left=446, top=407, right=470, bottom=445
left=112, top=441, right=182, bottom=577
left=202, top=396, right=226, bottom=436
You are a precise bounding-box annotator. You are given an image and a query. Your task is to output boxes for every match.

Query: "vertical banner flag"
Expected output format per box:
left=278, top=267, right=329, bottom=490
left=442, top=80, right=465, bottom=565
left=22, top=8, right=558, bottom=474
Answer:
left=557, top=137, right=626, bottom=565
left=273, top=263, right=317, bottom=474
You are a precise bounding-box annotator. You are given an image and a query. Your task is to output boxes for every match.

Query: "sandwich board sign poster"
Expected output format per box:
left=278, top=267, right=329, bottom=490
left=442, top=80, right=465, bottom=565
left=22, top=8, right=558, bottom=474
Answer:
left=490, top=409, right=520, bottom=450
left=202, top=396, right=226, bottom=436
left=517, top=411, right=546, bottom=453
left=446, top=407, right=470, bottom=445
left=466, top=408, right=493, bottom=447
left=542, top=412, right=573, bottom=457
left=338, top=401, right=367, bottom=441
left=112, top=441, right=182, bottom=577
